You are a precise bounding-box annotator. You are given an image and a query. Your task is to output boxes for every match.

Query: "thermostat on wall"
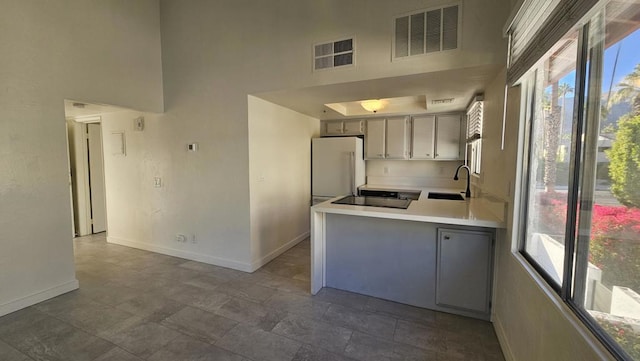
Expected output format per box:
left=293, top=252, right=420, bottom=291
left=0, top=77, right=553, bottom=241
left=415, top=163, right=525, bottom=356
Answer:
left=188, top=143, right=199, bottom=151
left=134, top=116, right=145, bottom=131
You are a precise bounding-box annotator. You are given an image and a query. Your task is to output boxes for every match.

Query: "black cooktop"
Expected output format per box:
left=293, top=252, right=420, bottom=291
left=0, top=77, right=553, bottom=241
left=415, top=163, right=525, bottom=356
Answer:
left=332, top=196, right=412, bottom=209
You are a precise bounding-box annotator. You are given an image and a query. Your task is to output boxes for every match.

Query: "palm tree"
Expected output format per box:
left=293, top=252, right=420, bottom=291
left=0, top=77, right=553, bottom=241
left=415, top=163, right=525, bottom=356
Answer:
left=611, top=63, right=640, bottom=115
left=559, top=83, right=574, bottom=129
left=544, top=82, right=562, bottom=192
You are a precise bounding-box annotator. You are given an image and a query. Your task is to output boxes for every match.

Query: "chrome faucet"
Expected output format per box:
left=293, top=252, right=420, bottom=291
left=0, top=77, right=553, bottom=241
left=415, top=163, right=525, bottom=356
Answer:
left=454, top=165, right=471, bottom=198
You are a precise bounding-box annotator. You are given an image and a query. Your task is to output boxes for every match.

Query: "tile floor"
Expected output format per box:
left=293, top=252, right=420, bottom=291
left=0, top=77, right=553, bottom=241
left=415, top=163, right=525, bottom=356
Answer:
left=0, top=233, right=505, bottom=361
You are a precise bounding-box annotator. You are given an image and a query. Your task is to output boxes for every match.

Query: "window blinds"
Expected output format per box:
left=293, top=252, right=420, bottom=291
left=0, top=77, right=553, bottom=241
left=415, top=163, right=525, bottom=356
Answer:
left=505, top=0, right=599, bottom=85
left=466, top=97, right=484, bottom=141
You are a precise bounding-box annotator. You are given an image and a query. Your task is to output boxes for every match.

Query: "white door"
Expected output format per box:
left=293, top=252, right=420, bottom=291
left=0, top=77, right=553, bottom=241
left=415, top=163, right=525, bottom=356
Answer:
left=365, top=118, right=385, bottom=159
left=435, top=114, right=461, bottom=159
left=385, top=116, right=409, bottom=159
left=343, top=120, right=363, bottom=135
left=436, top=229, right=492, bottom=313
left=411, top=115, right=436, bottom=159
left=87, top=124, right=107, bottom=233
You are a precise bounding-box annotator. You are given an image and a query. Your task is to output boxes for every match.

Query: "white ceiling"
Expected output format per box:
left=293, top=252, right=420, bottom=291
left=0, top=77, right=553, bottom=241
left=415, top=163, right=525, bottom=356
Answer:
left=64, top=64, right=502, bottom=122
left=255, top=64, right=503, bottom=120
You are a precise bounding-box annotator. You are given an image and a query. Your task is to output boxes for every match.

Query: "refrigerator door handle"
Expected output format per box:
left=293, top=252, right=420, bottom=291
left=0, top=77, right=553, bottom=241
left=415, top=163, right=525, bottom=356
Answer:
left=349, top=151, right=356, bottom=196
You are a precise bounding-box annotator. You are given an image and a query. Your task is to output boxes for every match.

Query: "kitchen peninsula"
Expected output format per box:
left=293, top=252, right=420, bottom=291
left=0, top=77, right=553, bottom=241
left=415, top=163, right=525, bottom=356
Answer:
left=310, top=185, right=506, bottom=320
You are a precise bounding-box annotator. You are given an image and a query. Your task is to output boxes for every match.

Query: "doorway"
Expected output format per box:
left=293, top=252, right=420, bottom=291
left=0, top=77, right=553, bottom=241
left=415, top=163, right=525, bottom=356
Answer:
left=67, top=117, right=107, bottom=236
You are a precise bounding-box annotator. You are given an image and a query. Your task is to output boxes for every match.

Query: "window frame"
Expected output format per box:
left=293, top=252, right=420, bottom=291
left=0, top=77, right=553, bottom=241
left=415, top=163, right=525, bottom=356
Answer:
left=516, top=5, right=637, bottom=360
left=518, top=68, right=564, bottom=294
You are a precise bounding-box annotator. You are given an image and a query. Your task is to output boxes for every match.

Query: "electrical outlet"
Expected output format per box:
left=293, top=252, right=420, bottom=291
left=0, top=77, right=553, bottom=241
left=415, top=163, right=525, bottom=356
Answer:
left=175, top=234, right=186, bottom=243
left=154, top=177, right=162, bottom=188
left=191, top=234, right=197, bottom=244
left=383, top=166, right=389, bottom=175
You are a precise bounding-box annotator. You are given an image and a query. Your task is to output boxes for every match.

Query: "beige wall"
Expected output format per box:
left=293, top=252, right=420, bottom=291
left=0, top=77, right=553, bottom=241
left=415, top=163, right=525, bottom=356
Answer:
left=248, top=96, right=319, bottom=270
left=0, top=0, right=163, bottom=316
left=158, top=0, right=510, bottom=268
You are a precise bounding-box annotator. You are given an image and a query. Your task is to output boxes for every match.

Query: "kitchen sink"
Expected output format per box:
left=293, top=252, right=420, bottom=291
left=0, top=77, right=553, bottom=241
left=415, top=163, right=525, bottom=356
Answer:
left=427, top=192, right=464, bottom=201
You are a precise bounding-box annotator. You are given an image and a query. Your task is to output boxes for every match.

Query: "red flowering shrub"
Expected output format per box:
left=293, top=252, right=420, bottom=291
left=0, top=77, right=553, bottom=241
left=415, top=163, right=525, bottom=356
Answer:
left=534, top=192, right=640, bottom=290
left=535, top=191, right=568, bottom=237
left=593, top=314, right=640, bottom=360
left=589, top=205, right=640, bottom=291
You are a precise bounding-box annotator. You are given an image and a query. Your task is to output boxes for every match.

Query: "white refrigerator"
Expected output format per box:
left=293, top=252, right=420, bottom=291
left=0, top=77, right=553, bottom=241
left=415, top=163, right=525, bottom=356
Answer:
left=312, top=137, right=366, bottom=205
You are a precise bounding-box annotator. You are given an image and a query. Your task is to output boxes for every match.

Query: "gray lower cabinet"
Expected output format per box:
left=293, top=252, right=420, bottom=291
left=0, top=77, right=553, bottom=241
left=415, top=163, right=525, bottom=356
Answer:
left=324, top=214, right=495, bottom=320
left=325, top=214, right=436, bottom=309
left=436, top=228, right=493, bottom=314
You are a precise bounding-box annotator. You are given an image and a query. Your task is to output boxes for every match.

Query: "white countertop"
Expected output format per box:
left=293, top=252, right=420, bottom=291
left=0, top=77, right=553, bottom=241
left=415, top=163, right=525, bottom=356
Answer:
left=312, top=184, right=506, bottom=229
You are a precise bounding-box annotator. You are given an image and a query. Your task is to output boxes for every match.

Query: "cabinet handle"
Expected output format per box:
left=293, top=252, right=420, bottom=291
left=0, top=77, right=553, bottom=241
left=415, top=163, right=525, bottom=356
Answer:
left=444, top=235, right=451, bottom=240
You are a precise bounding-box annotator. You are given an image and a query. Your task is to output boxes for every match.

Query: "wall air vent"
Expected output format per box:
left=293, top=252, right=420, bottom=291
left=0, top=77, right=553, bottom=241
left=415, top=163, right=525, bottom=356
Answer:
left=314, top=37, right=354, bottom=71
left=432, top=98, right=454, bottom=104
left=394, top=4, right=460, bottom=59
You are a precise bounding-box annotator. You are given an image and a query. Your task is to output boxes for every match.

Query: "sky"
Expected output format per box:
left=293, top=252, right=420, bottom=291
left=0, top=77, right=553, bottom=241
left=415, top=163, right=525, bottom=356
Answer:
left=601, top=27, right=640, bottom=92
left=554, top=27, right=640, bottom=96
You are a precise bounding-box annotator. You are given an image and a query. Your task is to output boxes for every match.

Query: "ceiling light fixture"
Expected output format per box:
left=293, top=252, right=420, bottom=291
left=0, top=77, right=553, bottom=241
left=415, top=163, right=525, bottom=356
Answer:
left=360, top=99, right=385, bottom=113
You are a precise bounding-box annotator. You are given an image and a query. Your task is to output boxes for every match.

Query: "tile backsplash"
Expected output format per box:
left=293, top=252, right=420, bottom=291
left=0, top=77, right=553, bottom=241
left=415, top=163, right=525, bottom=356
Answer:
left=366, top=160, right=464, bottom=188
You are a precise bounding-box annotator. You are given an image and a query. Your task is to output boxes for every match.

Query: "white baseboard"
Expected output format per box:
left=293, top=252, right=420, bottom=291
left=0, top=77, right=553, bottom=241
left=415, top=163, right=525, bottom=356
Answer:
left=107, top=236, right=253, bottom=272
left=250, top=231, right=309, bottom=272
left=493, top=314, right=515, bottom=361
left=0, top=279, right=79, bottom=317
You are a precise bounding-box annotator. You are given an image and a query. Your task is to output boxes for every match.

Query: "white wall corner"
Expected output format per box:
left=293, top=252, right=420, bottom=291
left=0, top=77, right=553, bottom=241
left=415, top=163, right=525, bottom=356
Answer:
left=0, top=280, right=79, bottom=317
left=492, top=314, right=516, bottom=361
left=249, top=232, right=309, bottom=272
left=107, top=236, right=253, bottom=272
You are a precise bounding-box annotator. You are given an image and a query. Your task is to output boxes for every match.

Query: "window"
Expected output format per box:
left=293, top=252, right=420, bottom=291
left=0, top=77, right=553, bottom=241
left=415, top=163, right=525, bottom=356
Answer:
left=518, top=1, right=640, bottom=359
left=466, top=96, right=483, bottom=175
left=394, top=4, right=460, bottom=59
left=313, top=38, right=354, bottom=71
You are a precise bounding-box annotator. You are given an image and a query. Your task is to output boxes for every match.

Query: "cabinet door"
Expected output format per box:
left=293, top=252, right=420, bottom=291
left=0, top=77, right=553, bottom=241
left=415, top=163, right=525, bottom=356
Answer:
left=325, top=121, right=344, bottom=136
left=411, top=115, right=436, bottom=159
left=366, top=118, right=385, bottom=159
left=436, top=229, right=492, bottom=314
left=343, top=120, right=364, bottom=135
left=435, top=114, right=461, bottom=159
left=385, top=116, right=409, bottom=159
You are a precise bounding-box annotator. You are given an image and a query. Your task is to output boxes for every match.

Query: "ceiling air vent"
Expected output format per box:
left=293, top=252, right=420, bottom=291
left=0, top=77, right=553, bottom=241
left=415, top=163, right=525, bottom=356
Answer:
left=314, top=37, right=354, bottom=71
left=394, top=4, right=460, bottom=59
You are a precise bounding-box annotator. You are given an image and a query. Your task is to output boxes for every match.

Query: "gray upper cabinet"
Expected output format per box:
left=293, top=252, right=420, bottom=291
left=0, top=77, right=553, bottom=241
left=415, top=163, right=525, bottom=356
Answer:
left=411, top=115, right=436, bottom=159
left=324, top=121, right=344, bottom=136
left=411, top=114, right=462, bottom=160
left=321, top=120, right=364, bottom=136
left=434, top=114, right=462, bottom=159
left=365, top=118, right=386, bottom=159
left=343, top=120, right=364, bottom=135
left=385, top=116, right=409, bottom=159
left=365, top=117, right=409, bottom=159
left=436, top=228, right=493, bottom=314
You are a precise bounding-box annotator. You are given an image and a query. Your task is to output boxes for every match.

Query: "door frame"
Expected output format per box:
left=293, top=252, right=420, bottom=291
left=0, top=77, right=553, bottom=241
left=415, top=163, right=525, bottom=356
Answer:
left=67, top=115, right=106, bottom=236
